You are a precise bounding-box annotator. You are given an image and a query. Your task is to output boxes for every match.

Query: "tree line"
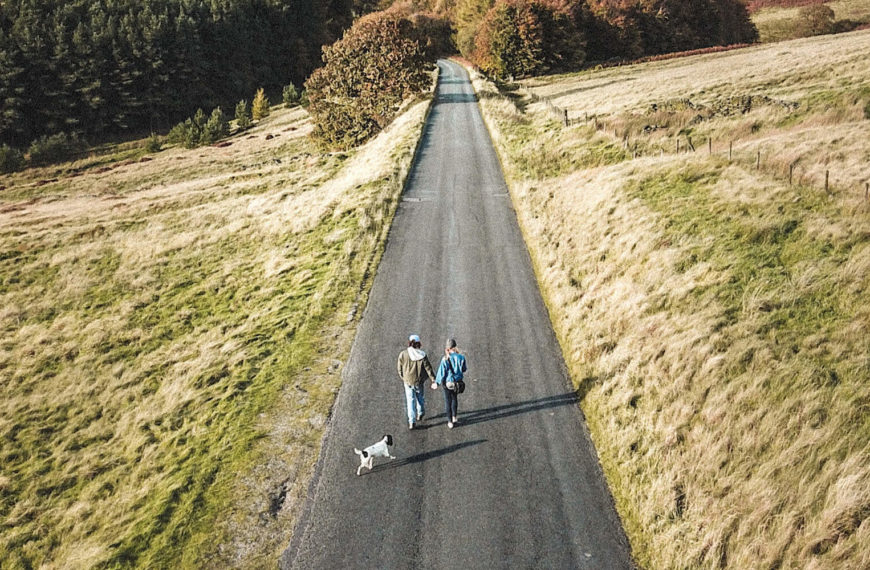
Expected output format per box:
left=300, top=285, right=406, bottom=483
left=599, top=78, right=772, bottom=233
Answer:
left=0, top=0, right=354, bottom=149
left=456, top=0, right=759, bottom=79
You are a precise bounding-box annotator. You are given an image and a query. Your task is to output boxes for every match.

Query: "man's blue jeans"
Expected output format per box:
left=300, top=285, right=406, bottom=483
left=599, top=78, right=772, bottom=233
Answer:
left=404, top=384, right=424, bottom=424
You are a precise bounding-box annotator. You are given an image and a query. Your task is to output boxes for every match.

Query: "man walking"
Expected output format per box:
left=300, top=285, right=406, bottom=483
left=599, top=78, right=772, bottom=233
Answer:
left=397, top=334, right=436, bottom=429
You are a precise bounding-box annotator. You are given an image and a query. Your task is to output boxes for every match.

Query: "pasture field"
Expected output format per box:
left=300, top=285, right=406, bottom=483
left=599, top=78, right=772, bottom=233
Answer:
left=752, top=0, right=870, bottom=42
left=0, top=92, right=432, bottom=568
left=471, top=30, right=870, bottom=569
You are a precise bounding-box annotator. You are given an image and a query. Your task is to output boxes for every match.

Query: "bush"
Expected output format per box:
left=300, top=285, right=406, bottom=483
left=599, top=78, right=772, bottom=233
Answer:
left=797, top=4, right=836, bottom=37
left=305, top=10, right=432, bottom=150
left=145, top=133, right=162, bottom=153
left=235, top=100, right=252, bottom=130
left=0, top=144, right=25, bottom=173
left=300, top=90, right=309, bottom=107
left=27, top=132, right=87, bottom=166
left=252, top=88, right=270, bottom=120
left=167, top=107, right=228, bottom=148
left=283, top=83, right=300, bottom=107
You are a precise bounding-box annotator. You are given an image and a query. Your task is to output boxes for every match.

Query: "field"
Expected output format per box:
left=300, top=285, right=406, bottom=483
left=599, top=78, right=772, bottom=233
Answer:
left=0, top=90, right=433, bottom=567
left=470, top=29, right=870, bottom=569
left=752, top=0, right=870, bottom=42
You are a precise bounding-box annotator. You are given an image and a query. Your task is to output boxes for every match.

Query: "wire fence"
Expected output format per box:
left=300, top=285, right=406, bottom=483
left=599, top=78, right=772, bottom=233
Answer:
left=517, top=85, right=870, bottom=202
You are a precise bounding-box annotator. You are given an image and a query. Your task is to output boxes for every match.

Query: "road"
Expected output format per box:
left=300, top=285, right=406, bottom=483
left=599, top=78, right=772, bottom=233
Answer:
left=280, top=59, right=633, bottom=569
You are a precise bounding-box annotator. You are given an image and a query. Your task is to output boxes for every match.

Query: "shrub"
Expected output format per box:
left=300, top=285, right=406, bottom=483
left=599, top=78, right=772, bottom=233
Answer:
left=300, top=90, right=309, bottom=107
left=235, top=100, right=252, bottom=130
left=145, top=133, right=162, bottom=153
left=27, top=132, right=87, bottom=166
left=305, top=10, right=431, bottom=150
left=797, top=4, right=836, bottom=36
left=0, top=144, right=25, bottom=173
left=283, top=83, right=300, bottom=107
left=167, top=107, right=228, bottom=148
left=252, top=88, right=270, bottom=120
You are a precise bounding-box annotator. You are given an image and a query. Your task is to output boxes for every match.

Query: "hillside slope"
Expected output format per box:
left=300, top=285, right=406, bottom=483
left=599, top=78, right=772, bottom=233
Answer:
left=470, top=30, right=870, bottom=569
left=0, top=93, right=432, bottom=568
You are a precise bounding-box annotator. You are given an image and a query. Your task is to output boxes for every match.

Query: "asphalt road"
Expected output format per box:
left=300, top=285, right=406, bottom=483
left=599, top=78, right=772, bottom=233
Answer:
left=280, top=59, right=633, bottom=570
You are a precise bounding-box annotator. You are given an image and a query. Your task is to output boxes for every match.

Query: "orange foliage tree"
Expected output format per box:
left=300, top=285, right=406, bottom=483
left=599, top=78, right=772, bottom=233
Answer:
left=305, top=10, right=446, bottom=149
left=473, top=0, right=584, bottom=79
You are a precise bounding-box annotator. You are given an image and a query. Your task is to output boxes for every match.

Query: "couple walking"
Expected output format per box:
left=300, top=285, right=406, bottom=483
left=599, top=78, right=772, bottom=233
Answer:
left=397, top=335, right=467, bottom=429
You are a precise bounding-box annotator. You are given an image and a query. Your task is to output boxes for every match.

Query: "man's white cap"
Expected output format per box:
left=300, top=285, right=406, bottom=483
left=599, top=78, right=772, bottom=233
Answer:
left=409, top=334, right=421, bottom=343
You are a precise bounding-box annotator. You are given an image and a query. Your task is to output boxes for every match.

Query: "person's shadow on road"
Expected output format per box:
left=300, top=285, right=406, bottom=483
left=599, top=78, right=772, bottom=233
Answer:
left=456, top=392, right=579, bottom=426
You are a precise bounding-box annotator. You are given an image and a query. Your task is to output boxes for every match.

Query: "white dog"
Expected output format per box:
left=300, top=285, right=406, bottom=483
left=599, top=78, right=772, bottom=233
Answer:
left=354, top=435, right=394, bottom=475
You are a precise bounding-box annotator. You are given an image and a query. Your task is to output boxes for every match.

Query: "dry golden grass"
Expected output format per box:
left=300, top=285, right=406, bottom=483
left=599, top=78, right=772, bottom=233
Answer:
left=0, top=89, right=433, bottom=568
left=468, top=29, right=870, bottom=570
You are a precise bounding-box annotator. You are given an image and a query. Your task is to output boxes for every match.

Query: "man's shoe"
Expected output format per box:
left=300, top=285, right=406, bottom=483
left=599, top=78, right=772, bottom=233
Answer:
left=409, top=422, right=415, bottom=430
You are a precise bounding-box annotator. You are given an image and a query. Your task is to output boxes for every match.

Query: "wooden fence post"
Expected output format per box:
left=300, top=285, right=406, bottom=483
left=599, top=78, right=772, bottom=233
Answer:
left=756, top=150, right=760, bottom=170
left=865, top=182, right=869, bottom=201
left=825, top=170, right=830, bottom=194
left=563, top=109, right=568, bottom=127
left=708, top=138, right=712, bottom=155
left=729, top=141, right=733, bottom=161
left=677, top=139, right=680, bottom=153
left=789, top=163, right=794, bottom=186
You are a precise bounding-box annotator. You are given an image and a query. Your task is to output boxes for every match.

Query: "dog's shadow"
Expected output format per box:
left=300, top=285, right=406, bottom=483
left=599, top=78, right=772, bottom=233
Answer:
left=364, top=439, right=487, bottom=474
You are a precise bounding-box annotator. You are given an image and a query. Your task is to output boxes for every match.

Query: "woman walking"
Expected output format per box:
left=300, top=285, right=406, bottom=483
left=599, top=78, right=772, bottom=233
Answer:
left=432, top=338, right=467, bottom=428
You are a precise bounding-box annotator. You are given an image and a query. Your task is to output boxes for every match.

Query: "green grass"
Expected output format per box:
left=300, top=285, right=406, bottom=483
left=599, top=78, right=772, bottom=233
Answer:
left=0, top=93, right=433, bottom=568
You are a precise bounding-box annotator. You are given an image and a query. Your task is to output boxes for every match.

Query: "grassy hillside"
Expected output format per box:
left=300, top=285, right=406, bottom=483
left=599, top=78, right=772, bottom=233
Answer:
left=0, top=89, right=433, bottom=567
left=469, top=30, right=870, bottom=569
left=752, top=0, right=870, bottom=42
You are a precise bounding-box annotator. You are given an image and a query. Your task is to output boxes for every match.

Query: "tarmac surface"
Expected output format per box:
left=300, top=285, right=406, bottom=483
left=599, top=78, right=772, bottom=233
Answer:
left=280, top=59, right=633, bottom=570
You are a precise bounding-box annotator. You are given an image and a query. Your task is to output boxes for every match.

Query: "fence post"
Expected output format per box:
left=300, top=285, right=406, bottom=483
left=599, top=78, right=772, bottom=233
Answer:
left=708, top=138, right=712, bottom=155
left=563, top=109, right=568, bottom=127
left=729, top=141, right=733, bottom=161
left=866, top=182, right=869, bottom=201
left=677, top=139, right=680, bottom=153
left=789, top=163, right=794, bottom=186
left=825, top=170, right=829, bottom=194
left=756, top=150, right=760, bottom=170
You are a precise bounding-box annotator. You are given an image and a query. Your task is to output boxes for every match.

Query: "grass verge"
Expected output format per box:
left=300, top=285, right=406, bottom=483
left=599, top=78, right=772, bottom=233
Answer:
left=467, top=31, right=870, bottom=569
left=0, top=78, right=435, bottom=568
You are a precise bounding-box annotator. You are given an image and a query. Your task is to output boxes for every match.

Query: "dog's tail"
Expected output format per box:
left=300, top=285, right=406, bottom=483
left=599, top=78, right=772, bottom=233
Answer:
left=354, top=448, right=368, bottom=458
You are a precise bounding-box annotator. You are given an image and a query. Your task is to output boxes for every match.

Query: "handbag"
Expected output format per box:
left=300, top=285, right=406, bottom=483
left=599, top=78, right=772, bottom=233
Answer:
left=454, top=379, right=465, bottom=394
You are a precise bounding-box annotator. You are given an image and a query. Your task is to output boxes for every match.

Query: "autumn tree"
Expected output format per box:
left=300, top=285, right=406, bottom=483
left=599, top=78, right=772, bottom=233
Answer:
left=473, top=0, right=584, bottom=78
left=305, top=10, right=436, bottom=149
left=252, top=88, right=271, bottom=120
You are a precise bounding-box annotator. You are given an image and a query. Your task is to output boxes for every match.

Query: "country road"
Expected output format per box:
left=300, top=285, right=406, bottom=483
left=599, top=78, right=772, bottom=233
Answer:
left=280, top=59, right=633, bottom=569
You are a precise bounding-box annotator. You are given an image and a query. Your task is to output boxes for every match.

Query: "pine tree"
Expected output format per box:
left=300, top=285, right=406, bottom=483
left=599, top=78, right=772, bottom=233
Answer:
left=283, top=83, right=300, bottom=106
left=235, top=100, right=252, bottom=129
